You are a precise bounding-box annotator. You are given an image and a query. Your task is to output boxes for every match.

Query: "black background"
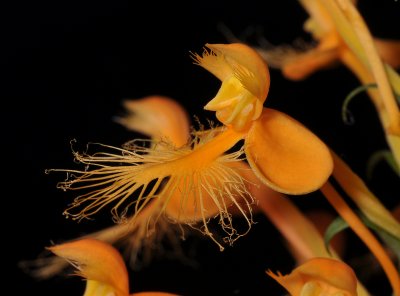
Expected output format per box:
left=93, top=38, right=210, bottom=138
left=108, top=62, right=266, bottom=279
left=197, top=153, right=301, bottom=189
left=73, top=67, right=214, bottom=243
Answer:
left=4, top=1, right=399, bottom=295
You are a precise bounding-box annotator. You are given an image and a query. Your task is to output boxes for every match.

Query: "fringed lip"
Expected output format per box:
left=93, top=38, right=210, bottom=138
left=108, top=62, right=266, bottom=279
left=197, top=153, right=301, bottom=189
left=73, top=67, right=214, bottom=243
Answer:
left=53, top=127, right=254, bottom=251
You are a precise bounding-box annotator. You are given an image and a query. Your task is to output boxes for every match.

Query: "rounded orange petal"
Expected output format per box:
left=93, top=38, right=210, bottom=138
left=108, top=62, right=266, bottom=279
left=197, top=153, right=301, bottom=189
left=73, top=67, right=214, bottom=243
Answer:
left=245, top=108, right=333, bottom=194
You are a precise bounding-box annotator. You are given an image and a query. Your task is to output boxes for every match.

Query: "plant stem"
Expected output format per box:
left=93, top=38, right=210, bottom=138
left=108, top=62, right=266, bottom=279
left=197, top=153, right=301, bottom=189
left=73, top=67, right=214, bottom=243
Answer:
left=321, top=182, right=400, bottom=296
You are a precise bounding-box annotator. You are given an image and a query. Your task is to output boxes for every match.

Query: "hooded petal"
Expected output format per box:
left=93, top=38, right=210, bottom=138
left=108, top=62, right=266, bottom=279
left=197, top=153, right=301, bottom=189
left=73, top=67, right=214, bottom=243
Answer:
left=267, top=258, right=358, bottom=296
left=116, top=96, right=190, bottom=148
left=193, top=43, right=269, bottom=98
left=193, top=43, right=270, bottom=130
left=245, top=108, right=333, bottom=194
left=48, top=238, right=129, bottom=296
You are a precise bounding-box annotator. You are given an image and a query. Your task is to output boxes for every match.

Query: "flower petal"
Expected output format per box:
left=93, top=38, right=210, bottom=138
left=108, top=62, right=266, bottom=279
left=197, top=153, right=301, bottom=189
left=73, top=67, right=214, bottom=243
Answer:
left=194, top=43, right=269, bottom=99
left=193, top=43, right=270, bottom=130
left=116, top=96, right=190, bottom=147
left=267, top=258, right=358, bottom=296
left=48, top=238, right=129, bottom=296
left=245, top=108, right=333, bottom=194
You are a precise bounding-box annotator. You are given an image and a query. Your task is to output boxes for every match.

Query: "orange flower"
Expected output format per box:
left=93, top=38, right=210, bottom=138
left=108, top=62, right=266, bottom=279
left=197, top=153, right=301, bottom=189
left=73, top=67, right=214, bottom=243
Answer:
left=267, top=257, right=358, bottom=296
left=53, top=43, right=332, bottom=251
left=49, top=238, right=177, bottom=296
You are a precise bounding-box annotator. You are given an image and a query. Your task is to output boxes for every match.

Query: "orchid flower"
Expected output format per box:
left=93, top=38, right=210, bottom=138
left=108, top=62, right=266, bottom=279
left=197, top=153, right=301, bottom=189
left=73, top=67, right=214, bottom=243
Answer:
left=53, top=43, right=333, bottom=252
left=49, top=238, right=177, bottom=296
left=267, top=257, right=358, bottom=296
